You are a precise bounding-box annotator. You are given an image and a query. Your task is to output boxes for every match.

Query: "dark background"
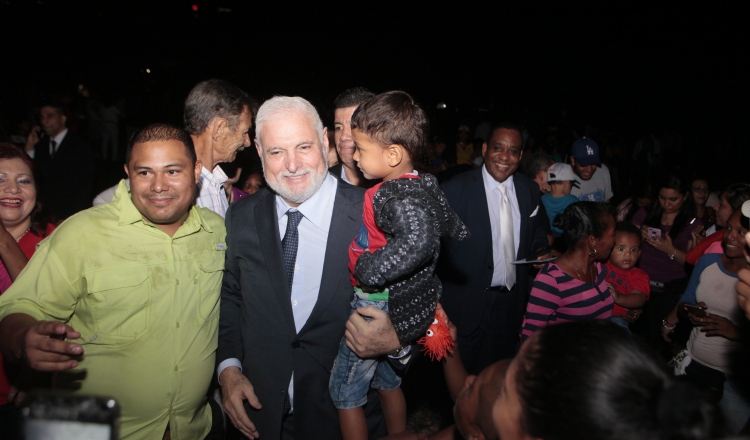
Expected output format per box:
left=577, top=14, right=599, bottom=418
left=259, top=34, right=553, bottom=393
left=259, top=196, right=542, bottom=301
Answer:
left=1, top=0, right=747, bottom=190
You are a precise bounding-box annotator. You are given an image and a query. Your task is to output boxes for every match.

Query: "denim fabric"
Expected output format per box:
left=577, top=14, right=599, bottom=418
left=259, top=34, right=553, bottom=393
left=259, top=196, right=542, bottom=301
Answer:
left=328, top=298, right=401, bottom=410
left=610, top=316, right=631, bottom=332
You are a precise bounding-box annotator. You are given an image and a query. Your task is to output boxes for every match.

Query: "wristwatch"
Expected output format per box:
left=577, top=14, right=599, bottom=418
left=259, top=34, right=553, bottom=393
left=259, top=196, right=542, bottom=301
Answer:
left=389, top=345, right=412, bottom=360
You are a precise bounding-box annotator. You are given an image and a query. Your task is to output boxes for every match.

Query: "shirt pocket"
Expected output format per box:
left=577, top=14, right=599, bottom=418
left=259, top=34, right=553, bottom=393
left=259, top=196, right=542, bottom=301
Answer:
left=194, top=251, right=225, bottom=323
left=86, top=266, right=151, bottom=342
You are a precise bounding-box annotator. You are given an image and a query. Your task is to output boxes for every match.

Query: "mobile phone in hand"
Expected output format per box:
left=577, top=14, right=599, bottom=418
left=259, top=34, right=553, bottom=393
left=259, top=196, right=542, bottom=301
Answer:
left=683, top=303, right=707, bottom=318
left=647, top=227, right=662, bottom=240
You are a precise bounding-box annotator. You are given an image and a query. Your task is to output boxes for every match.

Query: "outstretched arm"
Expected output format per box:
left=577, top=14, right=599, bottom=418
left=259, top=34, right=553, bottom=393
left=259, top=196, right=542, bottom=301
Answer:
left=0, top=313, right=82, bottom=371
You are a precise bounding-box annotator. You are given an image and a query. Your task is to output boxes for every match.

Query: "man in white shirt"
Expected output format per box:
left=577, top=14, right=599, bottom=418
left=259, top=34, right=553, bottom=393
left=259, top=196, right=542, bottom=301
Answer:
left=184, top=79, right=254, bottom=217
left=569, top=137, right=613, bottom=203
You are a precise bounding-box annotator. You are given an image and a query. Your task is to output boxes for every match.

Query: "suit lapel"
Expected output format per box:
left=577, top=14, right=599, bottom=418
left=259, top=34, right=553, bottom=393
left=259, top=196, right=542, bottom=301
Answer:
left=514, top=176, right=533, bottom=259
left=298, top=182, right=361, bottom=337
left=471, top=169, right=494, bottom=263
left=255, top=192, right=297, bottom=331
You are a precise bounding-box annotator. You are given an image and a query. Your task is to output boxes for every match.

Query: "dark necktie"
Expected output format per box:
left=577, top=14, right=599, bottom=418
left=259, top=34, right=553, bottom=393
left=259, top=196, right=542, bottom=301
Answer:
left=50, top=140, right=57, bottom=158
left=281, top=210, right=303, bottom=291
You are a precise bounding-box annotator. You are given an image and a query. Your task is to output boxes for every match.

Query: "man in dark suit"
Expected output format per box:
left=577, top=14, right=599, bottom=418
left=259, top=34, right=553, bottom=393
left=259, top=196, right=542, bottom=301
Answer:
left=439, top=122, right=549, bottom=375
left=217, top=96, right=393, bottom=439
left=26, top=103, right=94, bottom=221
left=329, top=87, right=377, bottom=189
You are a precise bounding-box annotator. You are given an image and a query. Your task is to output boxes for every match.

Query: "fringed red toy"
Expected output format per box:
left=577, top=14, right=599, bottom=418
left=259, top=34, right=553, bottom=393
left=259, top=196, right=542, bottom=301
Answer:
left=417, top=308, right=454, bottom=361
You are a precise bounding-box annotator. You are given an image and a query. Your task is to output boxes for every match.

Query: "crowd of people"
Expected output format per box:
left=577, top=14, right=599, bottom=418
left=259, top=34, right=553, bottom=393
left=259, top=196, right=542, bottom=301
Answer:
left=0, top=79, right=749, bottom=440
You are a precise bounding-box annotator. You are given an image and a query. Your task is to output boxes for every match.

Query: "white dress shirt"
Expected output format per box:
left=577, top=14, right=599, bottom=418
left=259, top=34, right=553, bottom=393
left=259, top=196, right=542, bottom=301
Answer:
left=482, top=166, right=521, bottom=287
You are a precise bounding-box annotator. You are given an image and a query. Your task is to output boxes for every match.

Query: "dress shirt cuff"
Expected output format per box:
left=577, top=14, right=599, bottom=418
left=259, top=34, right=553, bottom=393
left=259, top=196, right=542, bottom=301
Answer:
left=217, top=358, right=242, bottom=384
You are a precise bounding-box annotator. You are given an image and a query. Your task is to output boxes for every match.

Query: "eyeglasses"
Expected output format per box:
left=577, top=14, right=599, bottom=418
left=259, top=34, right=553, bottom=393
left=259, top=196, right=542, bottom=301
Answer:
left=692, top=187, right=709, bottom=193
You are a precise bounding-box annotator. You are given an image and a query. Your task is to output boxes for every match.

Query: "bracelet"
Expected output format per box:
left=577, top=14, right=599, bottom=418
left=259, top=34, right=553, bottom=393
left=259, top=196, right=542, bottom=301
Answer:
left=662, top=318, right=676, bottom=330
left=668, top=249, right=677, bottom=260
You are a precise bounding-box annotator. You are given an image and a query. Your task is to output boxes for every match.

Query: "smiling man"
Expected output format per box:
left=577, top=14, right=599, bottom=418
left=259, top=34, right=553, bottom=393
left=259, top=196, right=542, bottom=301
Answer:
left=217, top=96, right=393, bottom=439
left=439, top=122, right=549, bottom=374
left=0, top=123, right=227, bottom=439
left=185, top=79, right=254, bottom=217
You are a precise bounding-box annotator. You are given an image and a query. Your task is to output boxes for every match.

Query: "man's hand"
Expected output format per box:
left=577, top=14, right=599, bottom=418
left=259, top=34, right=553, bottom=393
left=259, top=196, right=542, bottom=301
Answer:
left=345, top=306, right=400, bottom=358
left=20, top=320, right=82, bottom=371
left=219, top=367, right=262, bottom=439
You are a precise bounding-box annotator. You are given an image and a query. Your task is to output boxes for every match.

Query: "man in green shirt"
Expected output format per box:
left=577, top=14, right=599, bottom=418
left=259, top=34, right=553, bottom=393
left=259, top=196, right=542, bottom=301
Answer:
left=0, top=123, right=227, bottom=439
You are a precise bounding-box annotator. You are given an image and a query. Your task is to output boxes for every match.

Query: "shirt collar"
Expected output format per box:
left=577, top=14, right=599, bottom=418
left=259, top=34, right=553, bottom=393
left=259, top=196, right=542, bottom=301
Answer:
left=51, top=128, right=68, bottom=146
left=201, top=165, right=228, bottom=186
left=114, top=179, right=213, bottom=234
left=482, top=165, right=515, bottom=194
left=275, top=173, right=337, bottom=231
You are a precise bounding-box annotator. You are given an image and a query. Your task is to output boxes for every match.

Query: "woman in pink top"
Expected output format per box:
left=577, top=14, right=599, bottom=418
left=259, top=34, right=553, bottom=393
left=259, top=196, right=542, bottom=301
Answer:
left=0, top=143, right=55, bottom=432
left=522, top=202, right=616, bottom=339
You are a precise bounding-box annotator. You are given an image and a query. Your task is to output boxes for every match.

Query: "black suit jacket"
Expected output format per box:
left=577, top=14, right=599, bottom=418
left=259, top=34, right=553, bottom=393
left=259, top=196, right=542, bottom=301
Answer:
left=34, top=132, right=94, bottom=221
left=218, top=177, right=384, bottom=439
left=328, top=163, right=378, bottom=189
left=438, top=167, right=548, bottom=335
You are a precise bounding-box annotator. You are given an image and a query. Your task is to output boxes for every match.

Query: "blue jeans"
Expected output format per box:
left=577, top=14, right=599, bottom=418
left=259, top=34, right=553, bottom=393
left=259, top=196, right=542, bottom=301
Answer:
left=328, top=298, right=401, bottom=410
left=610, top=316, right=631, bottom=333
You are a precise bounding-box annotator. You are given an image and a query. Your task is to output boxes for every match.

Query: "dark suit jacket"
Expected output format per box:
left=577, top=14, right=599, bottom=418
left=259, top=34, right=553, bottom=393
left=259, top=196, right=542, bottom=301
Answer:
left=34, top=132, right=94, bottom=221
left=438, top=168, right=548, bottom=335
left=218, top=177, right=384, bottom=439
left=328, top=163, right=378, bottom=189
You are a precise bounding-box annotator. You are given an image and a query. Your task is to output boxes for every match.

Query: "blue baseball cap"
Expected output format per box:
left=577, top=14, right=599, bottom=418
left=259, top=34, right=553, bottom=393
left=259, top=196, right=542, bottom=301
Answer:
left=571, top=137, right=602, bottom=167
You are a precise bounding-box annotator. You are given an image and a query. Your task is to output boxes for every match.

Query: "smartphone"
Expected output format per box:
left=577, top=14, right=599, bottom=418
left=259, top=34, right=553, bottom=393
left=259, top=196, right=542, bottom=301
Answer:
left=21, top=392, right=119, bottom=440
left=647, top=227, right=662, bottom=240
left=683, top=303, right=707, bottom=318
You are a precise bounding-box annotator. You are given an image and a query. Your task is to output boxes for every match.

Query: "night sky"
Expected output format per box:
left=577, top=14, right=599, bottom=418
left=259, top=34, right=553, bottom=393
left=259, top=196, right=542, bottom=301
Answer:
left=1, top=1, right=747, bottom=155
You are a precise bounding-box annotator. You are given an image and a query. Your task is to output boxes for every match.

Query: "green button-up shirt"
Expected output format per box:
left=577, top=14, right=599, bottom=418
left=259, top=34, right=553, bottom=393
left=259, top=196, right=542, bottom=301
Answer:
left=0, top=181, right=227, bottom=439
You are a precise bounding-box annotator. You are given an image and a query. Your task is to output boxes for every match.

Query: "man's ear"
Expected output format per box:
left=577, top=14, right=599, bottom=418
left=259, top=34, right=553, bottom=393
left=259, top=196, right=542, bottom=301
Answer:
left=194, top=160, right=203, bottom=182
left=570, top=157, right=577, bottom=167
left=481, top=142, right=488, bottom=158
left=212, top=117, right=228, bottom=141
left=123, top=163, right=130, bottom=178
left=387, top=144, right=403, bottom=167
left=254, top=138, right=262, bottom=158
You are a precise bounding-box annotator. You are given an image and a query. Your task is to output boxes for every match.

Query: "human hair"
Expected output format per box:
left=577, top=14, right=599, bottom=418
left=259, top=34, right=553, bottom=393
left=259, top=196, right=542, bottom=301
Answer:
left=516, top=320, right=723, bottom=440
left=487, top=122, right=524, bottom=148
left=254, top=96, right=325, bottom=156
left=126, top=123, right=196, bottom=166
left=350, top=90, right=428, bottom=163
left=525, top=152, right=555, bottom=179
left=333, top=87, right=375, bottom=110
left=553, top=201, right=616, bottom=248
left=0, top=142, right=52, bottom=237
left=38, top=101, right=65, bottom=116
left=644, top=174, right=697, bottom=241
left=724, top=182, right=750, bottom=210
left=615, top=221, right=642, bottom=245
left=183, top=79, right=253, bottom=135
left=622, top=182, right=654, bottom=223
